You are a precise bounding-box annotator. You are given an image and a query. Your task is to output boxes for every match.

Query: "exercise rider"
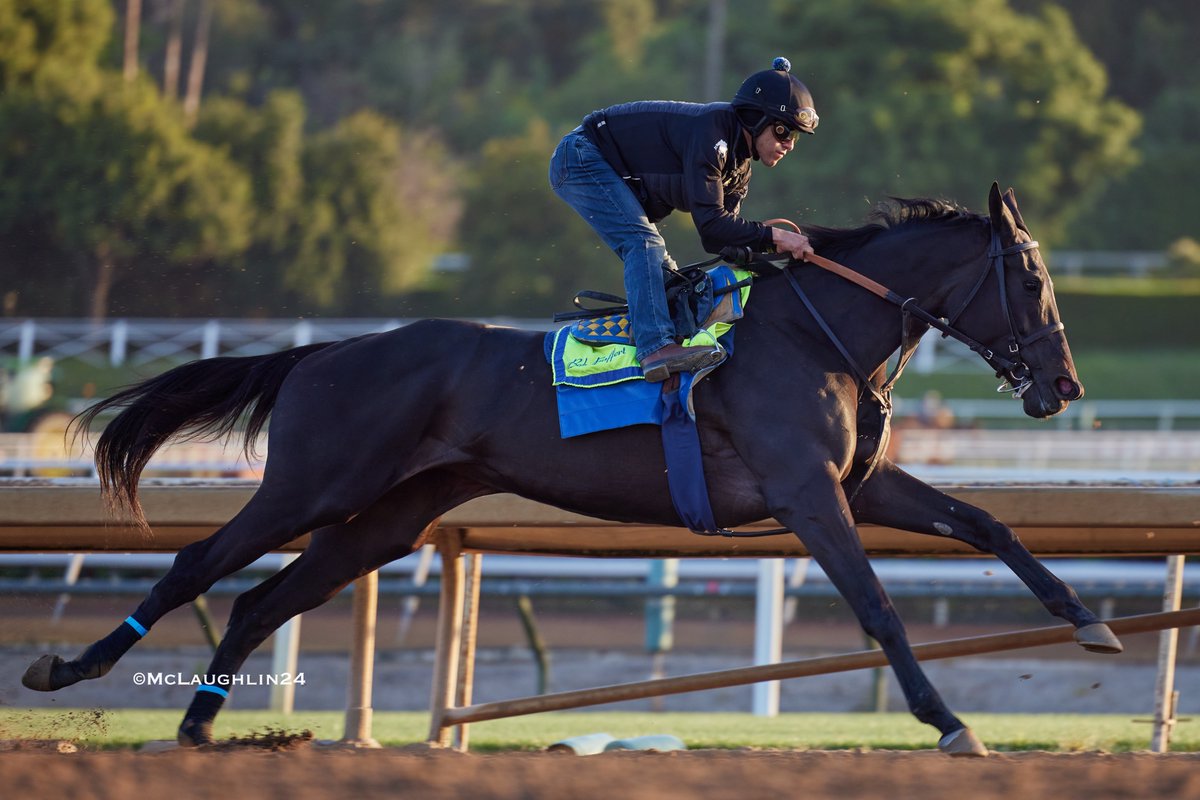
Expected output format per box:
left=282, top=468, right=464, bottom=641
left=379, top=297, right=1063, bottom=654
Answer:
left=549, top=56, right=818, bottom=381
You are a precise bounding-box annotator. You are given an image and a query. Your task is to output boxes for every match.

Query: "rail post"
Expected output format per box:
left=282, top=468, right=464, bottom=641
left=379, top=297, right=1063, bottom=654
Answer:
left=752, top=558, right=784, bottom=716
left=452, top=552, right=483, bottom=751
left=427, top=529, right=465, bottom=747
left=1151, top=555, right=1186, bottom=752
left=269, top=553, right=301, bottom=714
left=340, top=569, right=381, bottom=747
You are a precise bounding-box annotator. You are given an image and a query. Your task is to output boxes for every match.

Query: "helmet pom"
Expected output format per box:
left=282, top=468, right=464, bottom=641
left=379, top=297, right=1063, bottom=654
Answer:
left=772, top=56, right=791, bottom=73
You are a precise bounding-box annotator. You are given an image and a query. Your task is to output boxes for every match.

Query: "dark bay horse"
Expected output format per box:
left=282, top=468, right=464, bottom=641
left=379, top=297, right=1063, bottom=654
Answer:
left=23, top=183, right=1120, bottom=756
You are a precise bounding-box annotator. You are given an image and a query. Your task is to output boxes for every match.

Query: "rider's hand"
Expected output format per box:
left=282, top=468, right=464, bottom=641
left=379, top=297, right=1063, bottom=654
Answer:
left=772, top=227, right=814, bottom=261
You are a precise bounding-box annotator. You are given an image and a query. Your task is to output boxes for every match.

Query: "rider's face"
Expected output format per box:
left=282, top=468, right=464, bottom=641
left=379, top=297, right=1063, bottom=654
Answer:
left=755, top=124, right=797, bottom=167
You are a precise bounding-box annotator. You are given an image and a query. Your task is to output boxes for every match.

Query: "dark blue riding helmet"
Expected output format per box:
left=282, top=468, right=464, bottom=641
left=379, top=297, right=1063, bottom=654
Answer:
left=731, top=57, right=819, bottom=136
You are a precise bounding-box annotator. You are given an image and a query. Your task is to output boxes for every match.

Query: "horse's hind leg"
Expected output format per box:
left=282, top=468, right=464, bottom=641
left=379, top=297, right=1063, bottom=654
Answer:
left=22, top=479, right=368, bottom=694
left=176, top=473, right=487, bottom=746
left=849, top=461, right=1121, bottom=653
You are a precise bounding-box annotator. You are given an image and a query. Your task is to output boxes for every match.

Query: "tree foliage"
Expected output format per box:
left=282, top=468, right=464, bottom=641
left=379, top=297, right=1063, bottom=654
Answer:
left=721, top=0, right=1139, bottom=242
left=453, top=119, right=619, bottom=317
left=0, top=1, right=252, bottom=317
left=0, top=0, right=1194, bottom=318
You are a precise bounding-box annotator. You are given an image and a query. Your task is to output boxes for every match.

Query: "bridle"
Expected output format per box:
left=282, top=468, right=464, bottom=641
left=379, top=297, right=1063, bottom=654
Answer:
left=939, top=229, right=1061, bottom=399
left=741, top=220, right=1060, bottom=403
left=705, top=225, right=1055, bottom=534
left=688, top=221, right=1065, bottom=540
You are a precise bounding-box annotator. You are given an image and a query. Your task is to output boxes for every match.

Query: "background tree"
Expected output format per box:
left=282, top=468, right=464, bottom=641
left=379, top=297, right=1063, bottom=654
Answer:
left=4, top=0, right=1196, bottom=319
left=285, top=110, right=459, bottom=315
left=720, top=0, right=1140, bottom=242
left=1051, top=0, right=1200, bottom=251
left=452, top=119, right=619, bottom=317
left=0, top=0, right=252, bottom=318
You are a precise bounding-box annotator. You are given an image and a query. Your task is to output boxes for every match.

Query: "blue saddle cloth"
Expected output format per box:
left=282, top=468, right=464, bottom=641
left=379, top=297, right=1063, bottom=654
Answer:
left=543, top=265, right=749, bottom=438
left=542, top=265, right=751, bottom=533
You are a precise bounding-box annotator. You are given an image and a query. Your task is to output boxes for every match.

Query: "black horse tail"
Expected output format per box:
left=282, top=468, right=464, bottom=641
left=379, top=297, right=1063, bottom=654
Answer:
left=75, top=342, right=335, bottom=526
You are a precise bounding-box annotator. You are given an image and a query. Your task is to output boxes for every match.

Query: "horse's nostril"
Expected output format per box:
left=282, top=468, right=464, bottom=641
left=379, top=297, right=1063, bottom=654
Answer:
left=1056, top=376, right=1082, bottom=400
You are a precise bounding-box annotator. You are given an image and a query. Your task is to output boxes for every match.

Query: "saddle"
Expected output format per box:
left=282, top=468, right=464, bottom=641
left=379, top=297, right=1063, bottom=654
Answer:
left=564, top=264, right=752, bottom=349
left=546, top=266, right=751, bottom=392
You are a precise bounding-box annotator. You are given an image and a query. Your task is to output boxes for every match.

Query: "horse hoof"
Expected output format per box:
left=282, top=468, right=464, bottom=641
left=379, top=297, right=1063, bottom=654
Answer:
left=1075, top=623, right=1123, bottom=654
left=21, top=654, right=65, bottom=692
left=938, top=727, right=989, bottom=758
left=177, top=718, right=214, bottom=748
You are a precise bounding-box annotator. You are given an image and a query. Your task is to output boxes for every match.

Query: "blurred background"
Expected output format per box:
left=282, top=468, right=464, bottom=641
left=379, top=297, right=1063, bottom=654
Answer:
left=0, top=0, right=1197, bottom=439
left=0, top=1, right=1197, bottom=718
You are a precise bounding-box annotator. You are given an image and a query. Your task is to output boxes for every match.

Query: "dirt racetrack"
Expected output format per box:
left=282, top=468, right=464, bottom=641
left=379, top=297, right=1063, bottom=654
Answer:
left=3, top=747, right=1200, bottom=799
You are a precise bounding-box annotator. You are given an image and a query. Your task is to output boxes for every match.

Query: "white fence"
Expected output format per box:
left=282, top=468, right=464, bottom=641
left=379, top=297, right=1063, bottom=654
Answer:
left=0, top=317, right=1087, bottom=376
left=3, top=312, right=1196, bottom=389
left=4, top=428, right=1198, bottom=479
left=894, top=429, right=1200, bottom=472
left=0, top=318, right=547, bottom=368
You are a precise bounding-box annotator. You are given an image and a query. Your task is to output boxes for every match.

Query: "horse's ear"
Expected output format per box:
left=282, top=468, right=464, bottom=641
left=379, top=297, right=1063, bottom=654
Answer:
left=987, top=181, right=1018, bottom=240
left=1002, top=187, right=1030, bottom=234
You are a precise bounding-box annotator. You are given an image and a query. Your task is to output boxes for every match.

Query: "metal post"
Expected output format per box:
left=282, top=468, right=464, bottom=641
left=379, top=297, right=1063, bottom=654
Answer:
left=427, top=531, right=465, bottom=747
left=50, top=554, right=85, bottom=624
left=646, top=558, right=678, bottom=711
left=452, top=553, right=483, bottom=751
left=340, top=570, right=381, bottom=748
left=201, top=319, right=220, bottom=360
left=515, top=594, right=550, bottom=695
left=1151, top=555, right=1186, bottom=753
left=912, top=329, right=938, bottom=373
left=397, top=543, right=435, bottom=645
left=782, top=558, right=811, bottom=626
left=293, top=320, right=312, bottom=347
left=752, top=558, right=784, bottom=716
left=18, top=320, right=35, bottom=363
left=110, top=320, right=127, bottom=366
left=269, top=553, right=301, bottom=713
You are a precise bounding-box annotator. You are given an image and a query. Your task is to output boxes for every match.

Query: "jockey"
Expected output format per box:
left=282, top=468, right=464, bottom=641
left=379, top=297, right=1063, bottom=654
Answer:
left=549, top=57, right=818, bottom=382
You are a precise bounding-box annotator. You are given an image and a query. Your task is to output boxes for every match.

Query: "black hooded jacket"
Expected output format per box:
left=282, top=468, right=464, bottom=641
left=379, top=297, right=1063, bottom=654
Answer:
left=581, top=101, right=775, bottom=254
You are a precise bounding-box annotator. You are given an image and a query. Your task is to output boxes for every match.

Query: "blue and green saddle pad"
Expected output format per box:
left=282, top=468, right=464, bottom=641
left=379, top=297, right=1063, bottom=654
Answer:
left=542, top=265, right=752, bottom=533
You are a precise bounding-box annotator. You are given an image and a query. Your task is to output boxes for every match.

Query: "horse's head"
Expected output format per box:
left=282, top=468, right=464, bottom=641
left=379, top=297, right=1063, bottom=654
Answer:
left=955, top=183, right=1083, bottom=418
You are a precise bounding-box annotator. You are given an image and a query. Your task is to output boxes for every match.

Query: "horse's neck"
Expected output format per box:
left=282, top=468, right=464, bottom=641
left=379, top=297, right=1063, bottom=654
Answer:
left=767, top=224, right=984, bottom=382
left=861, top=225, right=986, bottom=311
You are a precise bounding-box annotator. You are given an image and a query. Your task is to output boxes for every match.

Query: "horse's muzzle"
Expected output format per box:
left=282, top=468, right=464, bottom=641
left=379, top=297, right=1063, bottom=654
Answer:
left=1054, top=375, right=1083, bottom=401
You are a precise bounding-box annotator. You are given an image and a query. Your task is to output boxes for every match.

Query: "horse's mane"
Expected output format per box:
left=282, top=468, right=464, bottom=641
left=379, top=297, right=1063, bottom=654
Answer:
left=805, top=197, right=983, bottom=256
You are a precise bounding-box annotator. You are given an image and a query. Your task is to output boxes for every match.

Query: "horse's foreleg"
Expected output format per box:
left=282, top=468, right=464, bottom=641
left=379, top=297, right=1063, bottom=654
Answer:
left=22, top=487, right=347, bottom=695
left=849, top=461, right=1121, bottom=653
left=771, top=475, right=986, bottom=757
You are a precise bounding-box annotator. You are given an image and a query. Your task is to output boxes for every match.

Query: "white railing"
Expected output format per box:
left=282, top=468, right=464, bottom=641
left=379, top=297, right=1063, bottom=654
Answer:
left=0, top=432, right=265, bottom=478
left=893, top=396, right=1200, bottom=431
left=4, top=429, right=1198, bottom=478
left=0, top=317, right=551, bottom=368
left=0, top=318, right=1075, bottom=375
left=893, top=429, right=1200, bottom=472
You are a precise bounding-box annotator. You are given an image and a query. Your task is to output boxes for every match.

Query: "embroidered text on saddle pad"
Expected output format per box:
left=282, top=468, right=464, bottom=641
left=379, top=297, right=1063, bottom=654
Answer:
left=547, top=266, right=752, bottom=388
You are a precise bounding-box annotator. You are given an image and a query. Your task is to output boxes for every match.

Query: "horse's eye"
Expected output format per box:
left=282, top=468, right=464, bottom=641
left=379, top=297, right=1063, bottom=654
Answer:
left=1022, top=278, right=1041, bottom=293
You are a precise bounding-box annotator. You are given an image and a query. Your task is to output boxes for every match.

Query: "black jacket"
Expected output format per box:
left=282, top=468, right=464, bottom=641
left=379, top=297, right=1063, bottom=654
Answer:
left=581, top=101, right=774, bottom=254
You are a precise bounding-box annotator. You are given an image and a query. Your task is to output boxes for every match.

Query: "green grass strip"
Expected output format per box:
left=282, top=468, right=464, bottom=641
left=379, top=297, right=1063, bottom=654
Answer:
left=1, top=708, right=1193, bottom=753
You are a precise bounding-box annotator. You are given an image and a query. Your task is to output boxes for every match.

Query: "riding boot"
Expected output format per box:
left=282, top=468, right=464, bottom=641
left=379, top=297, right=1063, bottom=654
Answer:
left=640, top=341, right=723, bottom=382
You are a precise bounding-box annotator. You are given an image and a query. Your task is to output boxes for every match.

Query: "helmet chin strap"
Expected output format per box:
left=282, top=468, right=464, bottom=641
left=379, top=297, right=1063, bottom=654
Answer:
left=742, top=127, right=761, bottom=161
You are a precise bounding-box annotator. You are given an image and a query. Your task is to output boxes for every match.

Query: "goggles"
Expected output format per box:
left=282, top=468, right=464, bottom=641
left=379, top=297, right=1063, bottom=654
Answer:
left=796, top=107, right=819, bottom=131
left=771, top=123, right=801, bottom=144
left=770, top=107, right=819, bottom=143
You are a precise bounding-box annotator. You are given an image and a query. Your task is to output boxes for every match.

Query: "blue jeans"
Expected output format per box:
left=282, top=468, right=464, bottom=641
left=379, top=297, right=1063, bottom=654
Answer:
left=549, top=130, right=677, bottom=361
